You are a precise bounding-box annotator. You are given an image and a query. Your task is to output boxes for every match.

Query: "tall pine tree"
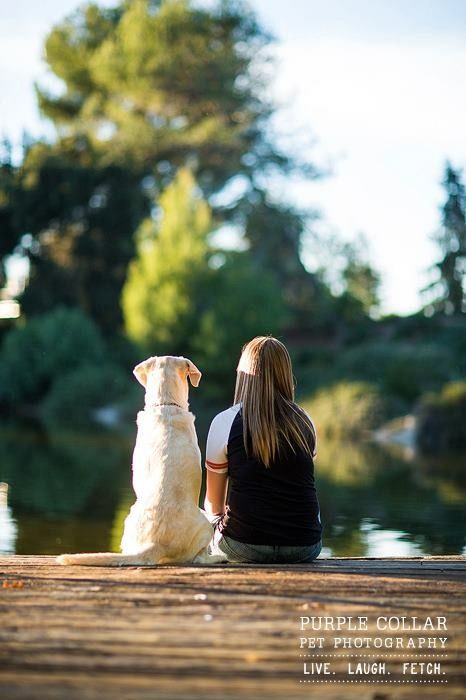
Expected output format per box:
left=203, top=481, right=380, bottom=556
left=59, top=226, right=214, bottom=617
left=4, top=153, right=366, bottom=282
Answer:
left=425, top=164, right=466, bottom=315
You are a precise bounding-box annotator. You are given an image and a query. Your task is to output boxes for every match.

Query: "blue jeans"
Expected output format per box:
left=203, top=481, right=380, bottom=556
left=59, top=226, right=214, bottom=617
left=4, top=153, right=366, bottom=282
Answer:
left=213, top=532, right=322, bottom=564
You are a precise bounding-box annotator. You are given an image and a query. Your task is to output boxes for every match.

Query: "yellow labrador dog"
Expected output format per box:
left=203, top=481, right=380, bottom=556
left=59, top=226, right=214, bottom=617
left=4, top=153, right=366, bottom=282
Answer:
left=57, top=356, right=223, bottom=566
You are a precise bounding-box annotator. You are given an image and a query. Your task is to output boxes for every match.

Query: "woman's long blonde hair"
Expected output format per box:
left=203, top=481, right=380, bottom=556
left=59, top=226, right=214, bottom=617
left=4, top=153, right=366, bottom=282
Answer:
left=234, top=336, right=316, bottom=467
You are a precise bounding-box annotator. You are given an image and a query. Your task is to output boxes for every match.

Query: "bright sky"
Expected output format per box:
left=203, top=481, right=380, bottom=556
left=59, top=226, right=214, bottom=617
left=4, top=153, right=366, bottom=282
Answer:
left=1, top=0, right=465, bottom=314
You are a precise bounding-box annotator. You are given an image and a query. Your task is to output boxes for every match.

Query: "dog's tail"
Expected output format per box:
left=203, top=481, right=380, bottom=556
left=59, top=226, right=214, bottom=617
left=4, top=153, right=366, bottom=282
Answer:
left=56, top=551, right=152, bottom=567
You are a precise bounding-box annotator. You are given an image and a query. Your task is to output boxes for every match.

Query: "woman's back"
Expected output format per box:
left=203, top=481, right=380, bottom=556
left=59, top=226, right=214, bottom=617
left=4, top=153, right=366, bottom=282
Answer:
left=207, top=403, right=322, bottom=545
left=205, top=336, right=323, bottom=563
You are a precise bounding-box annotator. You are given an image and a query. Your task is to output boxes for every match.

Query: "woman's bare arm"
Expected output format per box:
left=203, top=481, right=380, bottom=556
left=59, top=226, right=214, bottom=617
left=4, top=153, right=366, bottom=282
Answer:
left=204, top=470, right=228, bottom=516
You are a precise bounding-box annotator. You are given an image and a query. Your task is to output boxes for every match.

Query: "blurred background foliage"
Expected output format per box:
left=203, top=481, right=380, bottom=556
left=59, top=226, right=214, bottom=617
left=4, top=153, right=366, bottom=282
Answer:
left=0, top=0, right=465, bottom=454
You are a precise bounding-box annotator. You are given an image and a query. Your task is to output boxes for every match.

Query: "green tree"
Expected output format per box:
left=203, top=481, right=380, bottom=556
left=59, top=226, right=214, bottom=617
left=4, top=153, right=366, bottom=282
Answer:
left=242, top=190, right=328, bottom=334
left=122, top=169, right=286, bottom=398
left=192, top=250, right=286, bottom=399
left=17, top=159, right=147, bottom=334
left=35, top=0, right=293, bottom=192
left=304, top=230, right=380, bottom=323
left=1, top=0, right=321, bottom=337
left=341, top=236, right=381, bottom=317
left=425, top=163, right=466, bottom=315
left=122, top=167, right=212, bottom=352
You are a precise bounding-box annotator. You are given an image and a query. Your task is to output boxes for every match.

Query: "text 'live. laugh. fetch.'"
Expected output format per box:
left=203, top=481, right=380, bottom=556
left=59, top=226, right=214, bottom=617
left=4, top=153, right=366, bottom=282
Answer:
left=298, top=615, right=449, bottom=684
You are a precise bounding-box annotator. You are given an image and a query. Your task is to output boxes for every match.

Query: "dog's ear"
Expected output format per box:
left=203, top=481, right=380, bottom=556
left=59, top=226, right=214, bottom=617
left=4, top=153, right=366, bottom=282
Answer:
left=185, top=359, right=202, bottom=387
left=133, top=357, right=156, bottom=387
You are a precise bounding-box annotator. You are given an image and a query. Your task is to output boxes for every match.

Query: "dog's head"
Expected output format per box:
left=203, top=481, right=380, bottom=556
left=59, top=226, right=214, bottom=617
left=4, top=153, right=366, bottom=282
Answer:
left=133, top=355, right=202, bottom=407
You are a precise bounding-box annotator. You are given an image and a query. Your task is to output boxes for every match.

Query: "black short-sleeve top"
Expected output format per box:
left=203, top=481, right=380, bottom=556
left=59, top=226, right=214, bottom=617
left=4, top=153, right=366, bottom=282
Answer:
left=206, top=404, right=322, bottom=546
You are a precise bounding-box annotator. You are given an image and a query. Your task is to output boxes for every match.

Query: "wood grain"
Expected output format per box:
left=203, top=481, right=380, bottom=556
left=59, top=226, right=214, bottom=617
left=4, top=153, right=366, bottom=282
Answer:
left=0, top=556, right=465, bottom=699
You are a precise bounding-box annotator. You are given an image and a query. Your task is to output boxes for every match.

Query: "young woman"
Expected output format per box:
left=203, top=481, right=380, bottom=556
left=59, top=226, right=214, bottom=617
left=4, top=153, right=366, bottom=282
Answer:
left=204, top=336, right=322, bottom=564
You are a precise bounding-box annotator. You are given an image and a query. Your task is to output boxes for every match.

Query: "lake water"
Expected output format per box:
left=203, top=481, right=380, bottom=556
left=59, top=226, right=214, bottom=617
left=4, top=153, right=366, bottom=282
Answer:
left=0, top=419, right=465, bottom=557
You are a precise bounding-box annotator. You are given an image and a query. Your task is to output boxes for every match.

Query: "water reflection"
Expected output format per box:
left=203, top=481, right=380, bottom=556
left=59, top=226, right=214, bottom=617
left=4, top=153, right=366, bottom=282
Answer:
left=0, top=421, right=464, bottom=556
left=316, top=439, right=466, bottom=555
left=0, top=421, right=133, bottom=554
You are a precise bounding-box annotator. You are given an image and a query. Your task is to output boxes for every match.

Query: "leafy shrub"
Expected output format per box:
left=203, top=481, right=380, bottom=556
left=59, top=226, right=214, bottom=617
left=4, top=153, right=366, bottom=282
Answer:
left=416, top=381, right=466, bottom=454
left=338, top=341, right=452, bottom=401
left=0, top=307, right=105, bottom=405
left=300, top=381, right=386, bottom=439
left=42, top=364, right=129, bottom=427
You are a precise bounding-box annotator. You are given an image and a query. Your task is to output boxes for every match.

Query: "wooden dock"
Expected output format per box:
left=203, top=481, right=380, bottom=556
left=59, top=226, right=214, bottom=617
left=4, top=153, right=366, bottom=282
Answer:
left=0, top=555, right=465, bottom=699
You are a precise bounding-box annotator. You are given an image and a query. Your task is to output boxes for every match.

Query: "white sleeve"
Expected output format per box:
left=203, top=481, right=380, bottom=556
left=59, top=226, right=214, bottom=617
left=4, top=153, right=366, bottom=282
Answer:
left=205, top=407, right=239, bottom=474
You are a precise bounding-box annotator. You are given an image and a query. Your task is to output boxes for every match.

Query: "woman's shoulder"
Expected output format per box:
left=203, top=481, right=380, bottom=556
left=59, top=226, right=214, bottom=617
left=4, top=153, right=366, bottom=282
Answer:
left=212, top=403, right=241, bottom=422
left=206, top=404, right=242, bottom=459
left=208, top=403, right=241, bottom=431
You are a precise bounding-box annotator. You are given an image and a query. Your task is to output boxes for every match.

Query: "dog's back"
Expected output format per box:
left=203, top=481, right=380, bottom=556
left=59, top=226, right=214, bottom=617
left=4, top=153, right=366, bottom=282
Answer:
left=121, top=405, right=210, bottom=557
left=57, top=356, right=217, bottom=567
left=131, top=407, right=201, bottom=503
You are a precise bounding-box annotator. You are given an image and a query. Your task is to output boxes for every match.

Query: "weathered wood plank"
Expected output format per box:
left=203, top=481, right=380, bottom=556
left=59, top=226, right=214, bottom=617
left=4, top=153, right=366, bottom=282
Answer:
left=0, top=556, right=465, bottom=699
